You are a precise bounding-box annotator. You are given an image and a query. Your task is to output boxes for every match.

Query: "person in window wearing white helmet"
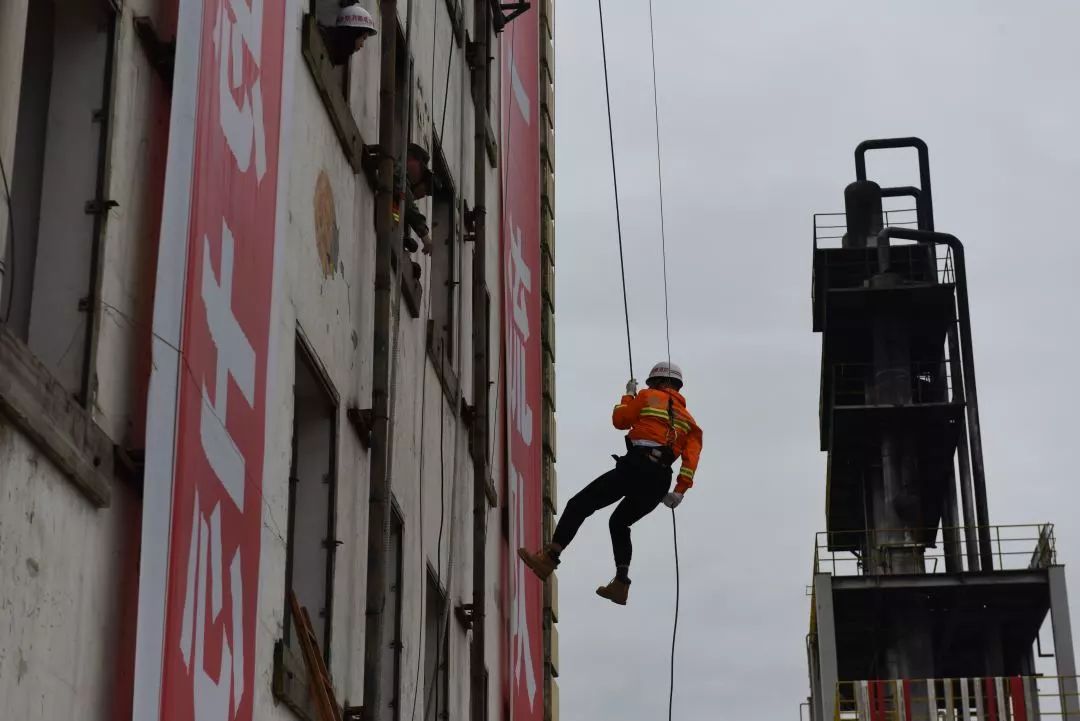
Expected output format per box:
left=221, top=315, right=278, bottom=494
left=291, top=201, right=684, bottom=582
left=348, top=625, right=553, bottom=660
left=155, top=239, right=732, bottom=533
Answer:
left=323, top=2, right=378, bottom=66
left=518, top=361, right=703, bottom=606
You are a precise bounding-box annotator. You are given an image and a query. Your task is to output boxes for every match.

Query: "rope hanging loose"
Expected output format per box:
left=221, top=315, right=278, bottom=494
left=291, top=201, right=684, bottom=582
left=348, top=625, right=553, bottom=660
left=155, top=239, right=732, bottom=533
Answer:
left=669, top=509, right=679, bottom=721
left=596, top=0, right=634, bottom=380
left=647, top=0, right=672, bottom=365
left=598, top=3, right=679, bottom=719
left=644, top=3, right=679, bottom=717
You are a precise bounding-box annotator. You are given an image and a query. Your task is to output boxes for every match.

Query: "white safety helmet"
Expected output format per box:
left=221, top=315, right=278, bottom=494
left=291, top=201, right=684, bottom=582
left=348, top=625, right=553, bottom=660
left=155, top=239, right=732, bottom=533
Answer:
left=337, top=3, right=378, bottom=35
left=647, top=361, right=683, bottom=388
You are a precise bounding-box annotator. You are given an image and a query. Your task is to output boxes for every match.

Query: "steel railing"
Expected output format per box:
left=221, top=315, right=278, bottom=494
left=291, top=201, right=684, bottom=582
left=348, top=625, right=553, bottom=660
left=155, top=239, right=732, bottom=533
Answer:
left=813, top=524, right=1057, bottom=577
left=811, top=210, right=956, bottom=302
left=835, top=676, right=1080, bottom=720
left=814, top=209, right=921, bottom=245
left=831, top=359, right=954, bottom=407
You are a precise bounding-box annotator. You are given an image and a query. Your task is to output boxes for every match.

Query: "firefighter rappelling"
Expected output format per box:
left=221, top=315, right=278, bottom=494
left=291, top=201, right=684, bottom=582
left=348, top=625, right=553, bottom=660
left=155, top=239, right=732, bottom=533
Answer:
left=518, top=361, right=702, bottom=606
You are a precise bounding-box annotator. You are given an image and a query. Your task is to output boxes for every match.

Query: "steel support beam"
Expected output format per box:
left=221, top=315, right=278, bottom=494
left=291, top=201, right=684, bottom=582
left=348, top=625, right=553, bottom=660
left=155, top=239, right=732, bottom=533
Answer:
left=814, top=574, right=839, bottom=721
left=1049, top=566, right=1080, bottom=719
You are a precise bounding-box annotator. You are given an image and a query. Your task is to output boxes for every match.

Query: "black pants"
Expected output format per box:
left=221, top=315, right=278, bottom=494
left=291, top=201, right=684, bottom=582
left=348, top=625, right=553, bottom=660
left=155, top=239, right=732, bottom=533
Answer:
left=551, top=450, right=672, bottom=568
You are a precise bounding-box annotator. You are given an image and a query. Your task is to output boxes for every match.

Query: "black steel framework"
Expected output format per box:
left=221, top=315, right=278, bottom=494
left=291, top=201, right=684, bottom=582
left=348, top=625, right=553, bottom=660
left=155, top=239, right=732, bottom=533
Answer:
left=804, top=139, right=1079, bottom=721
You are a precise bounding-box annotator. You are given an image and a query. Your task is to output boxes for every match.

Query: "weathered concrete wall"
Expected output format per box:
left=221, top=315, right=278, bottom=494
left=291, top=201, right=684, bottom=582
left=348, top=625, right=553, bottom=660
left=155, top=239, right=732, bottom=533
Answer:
left=0, top=0, right=515, bottom=718
left=251, top=4, right=380, bottom=712
left=0, top=1, right=170, bottom=719
left=253, top=0, right=489, bottom=713
left=0, top=419, right=138, bottom=720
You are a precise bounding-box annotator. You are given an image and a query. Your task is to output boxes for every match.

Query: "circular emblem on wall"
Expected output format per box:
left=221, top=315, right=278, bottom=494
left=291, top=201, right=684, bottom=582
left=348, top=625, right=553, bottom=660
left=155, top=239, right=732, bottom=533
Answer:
left=314, top=170, right=339, bottom=277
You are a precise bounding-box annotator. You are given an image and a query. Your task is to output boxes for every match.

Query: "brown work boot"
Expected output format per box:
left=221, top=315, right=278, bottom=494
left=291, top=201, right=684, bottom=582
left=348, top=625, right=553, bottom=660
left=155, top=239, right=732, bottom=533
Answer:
left=595, top=578, right=630, bottom=606
left=517, top=544, right=561, bottom=581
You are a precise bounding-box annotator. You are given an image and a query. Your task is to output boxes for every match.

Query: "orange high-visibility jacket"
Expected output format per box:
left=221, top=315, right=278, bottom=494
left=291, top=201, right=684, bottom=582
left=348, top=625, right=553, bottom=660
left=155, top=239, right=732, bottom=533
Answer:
left=612, top=387, right=703, bottom=493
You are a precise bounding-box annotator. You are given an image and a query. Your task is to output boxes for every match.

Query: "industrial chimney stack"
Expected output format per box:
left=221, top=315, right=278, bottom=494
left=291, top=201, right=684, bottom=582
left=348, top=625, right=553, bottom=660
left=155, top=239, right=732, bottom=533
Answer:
left=804, top=139, right=1079, bottom=721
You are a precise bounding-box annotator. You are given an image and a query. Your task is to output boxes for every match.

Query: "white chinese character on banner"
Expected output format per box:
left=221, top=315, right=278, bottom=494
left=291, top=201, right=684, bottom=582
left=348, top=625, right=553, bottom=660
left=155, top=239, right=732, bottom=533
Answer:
left=507, top=221, right=534, bottom=445
left=175, top=217, right=255, bottom=719
left=179, top=496, right=246, bottom=720
left=509, top=224, right=531, bottom=339
left=213, top=0, right=268, bottom=180
left=200, top=220, right=256, bottom=512
left=509, top=334, right=532, bottom=446
left=508, top=464, right=538, bottom=709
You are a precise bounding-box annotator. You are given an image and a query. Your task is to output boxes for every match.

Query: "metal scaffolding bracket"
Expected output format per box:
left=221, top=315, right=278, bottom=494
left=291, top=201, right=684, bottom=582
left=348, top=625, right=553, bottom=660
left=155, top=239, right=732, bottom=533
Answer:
left=455, top=602, right=476, bottom=630
left=347, top=407, right=375, bottom=449
left=465, top=40, right=487, bottom=70
left=490, top=1, right=531, bottom=33
left=84, top=199, right=119, bottom=216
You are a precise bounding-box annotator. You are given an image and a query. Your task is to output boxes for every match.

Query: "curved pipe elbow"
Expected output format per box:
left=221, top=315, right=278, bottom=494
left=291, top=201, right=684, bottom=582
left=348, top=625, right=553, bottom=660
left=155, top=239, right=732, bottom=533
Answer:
left=876, top=227, right=961, bottom=253
left=855, top=137, right=930, bottom=180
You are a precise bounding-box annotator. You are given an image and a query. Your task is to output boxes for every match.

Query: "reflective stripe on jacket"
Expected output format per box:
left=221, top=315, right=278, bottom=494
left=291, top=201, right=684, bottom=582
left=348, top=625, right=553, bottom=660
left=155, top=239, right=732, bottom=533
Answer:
left=612, top=387, right=703, bottom=493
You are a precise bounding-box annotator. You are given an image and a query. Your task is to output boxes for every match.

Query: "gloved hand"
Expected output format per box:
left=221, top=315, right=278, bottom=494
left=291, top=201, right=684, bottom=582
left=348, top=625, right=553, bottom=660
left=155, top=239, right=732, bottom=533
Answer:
left=421, top=233, right=433, bottom=255
left=662, top=492, right=683, bottom=509
left=625, top=378, right=638, bottom=396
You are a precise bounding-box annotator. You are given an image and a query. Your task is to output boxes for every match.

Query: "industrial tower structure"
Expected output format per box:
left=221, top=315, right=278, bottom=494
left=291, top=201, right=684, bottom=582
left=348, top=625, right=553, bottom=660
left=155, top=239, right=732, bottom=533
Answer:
left=805, top=139, right=1079, bottom=721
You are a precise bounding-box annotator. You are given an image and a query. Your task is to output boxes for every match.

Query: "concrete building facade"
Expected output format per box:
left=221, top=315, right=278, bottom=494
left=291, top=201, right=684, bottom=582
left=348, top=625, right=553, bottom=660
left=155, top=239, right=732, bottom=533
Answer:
left=0, top=1, right=557, bottom=721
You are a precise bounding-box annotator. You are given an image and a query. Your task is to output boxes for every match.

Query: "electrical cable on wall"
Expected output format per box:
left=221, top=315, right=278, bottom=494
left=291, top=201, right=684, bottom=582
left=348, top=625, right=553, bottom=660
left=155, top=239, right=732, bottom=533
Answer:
left=411, top=3, right=464, bottom=716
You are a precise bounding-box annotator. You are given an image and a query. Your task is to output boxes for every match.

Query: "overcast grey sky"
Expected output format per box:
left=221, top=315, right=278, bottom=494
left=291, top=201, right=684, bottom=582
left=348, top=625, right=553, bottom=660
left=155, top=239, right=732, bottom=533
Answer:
left=551, top=2, right=1080, bottom=719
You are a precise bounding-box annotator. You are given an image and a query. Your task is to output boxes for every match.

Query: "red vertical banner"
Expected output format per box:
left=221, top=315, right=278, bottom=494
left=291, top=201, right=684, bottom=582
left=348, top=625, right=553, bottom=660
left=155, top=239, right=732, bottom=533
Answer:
left=501, top=10, right=544, bottom=721
left=134, top=0, right=289, bottom=719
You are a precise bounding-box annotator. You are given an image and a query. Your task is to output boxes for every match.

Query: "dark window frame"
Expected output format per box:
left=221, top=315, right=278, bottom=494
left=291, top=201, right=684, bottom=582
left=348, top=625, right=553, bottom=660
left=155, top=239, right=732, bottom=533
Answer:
left=424, top=567, right=451, bottom=721
left=387, top=503, right=405, bottom=721
left=2, top=0, right=117, bottom=410
left=394, top=29, right=426, bottom=319
left=275, top=331, right=340, bottom=720
left=301, top=8, right=367, bottom=175
left=425, top=138, right=461, bottom=410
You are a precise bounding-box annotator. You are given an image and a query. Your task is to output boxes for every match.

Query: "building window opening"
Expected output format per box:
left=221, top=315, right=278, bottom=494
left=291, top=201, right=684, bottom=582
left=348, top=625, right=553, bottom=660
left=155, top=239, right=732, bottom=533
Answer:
left=2, top=0, right=115, bottom=402
left=380, top=507, right=405, bottom=721
left=391, top=31, right=439, bottom=316
left=316, top=1, right=376, bottom=74
left=426, top=143, right=456, bottom=366
left=399, top=142, right=434, bottom=259
left=283, top=337, right=339, bottom=662
left=424, top=571, right=450, bottom=721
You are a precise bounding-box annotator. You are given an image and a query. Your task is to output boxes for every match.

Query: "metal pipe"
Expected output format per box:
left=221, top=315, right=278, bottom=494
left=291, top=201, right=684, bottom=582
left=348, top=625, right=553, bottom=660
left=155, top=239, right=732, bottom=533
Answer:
left=879, top=183, right=965, bottom=570
left=879, top=185, right=969, bottom=569
left=469, top=2, right=491, bottom=720
left=855, top=138, right=935, bottom=233
left=362, top=1, right=399, bottom=717
left=81, top=8, right=118, bottom=408
left=877, top=227, right=994, bottom=570
left=879, top=186, right=927, bottom=233
left=843, top=180, right=882, bottom=249
left=948, top=323, right=980, bottom=570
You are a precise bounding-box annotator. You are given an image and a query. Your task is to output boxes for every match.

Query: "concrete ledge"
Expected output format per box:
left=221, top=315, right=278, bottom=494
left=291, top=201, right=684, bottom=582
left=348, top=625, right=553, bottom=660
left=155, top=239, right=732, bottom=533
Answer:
left=0, top=327, right=113, bottom=507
